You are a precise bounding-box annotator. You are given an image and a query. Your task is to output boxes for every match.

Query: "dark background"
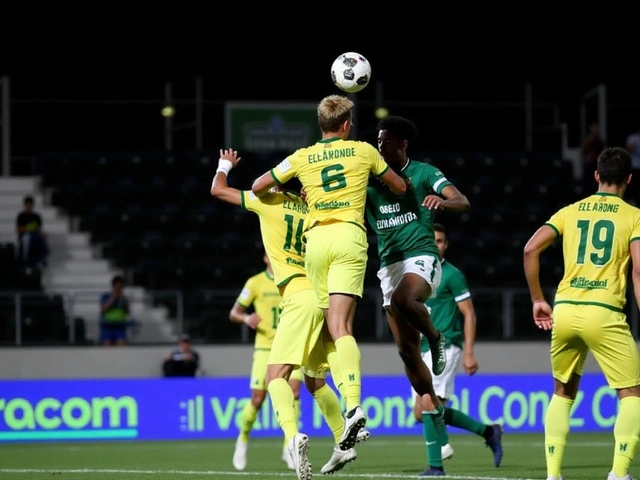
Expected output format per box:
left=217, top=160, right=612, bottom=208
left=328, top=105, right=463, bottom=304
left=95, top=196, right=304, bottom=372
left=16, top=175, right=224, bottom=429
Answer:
left=3, top=30, right=639, bottom=156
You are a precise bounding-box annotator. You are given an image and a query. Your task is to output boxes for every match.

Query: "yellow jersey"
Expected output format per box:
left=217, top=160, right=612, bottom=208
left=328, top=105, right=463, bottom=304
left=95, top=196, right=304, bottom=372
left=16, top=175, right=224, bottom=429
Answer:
left=236, top=270, right=282, bottom=349
left=269, top=137, right=390, bottom=231
left=241, top=189, right=315, bottom=297
left=546, top=192, right=640, bottom=312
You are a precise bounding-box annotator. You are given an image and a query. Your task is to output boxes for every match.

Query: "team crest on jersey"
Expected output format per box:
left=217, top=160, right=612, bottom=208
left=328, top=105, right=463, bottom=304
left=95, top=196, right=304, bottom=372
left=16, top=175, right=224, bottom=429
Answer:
left=278, top=159, right=292, bottom=173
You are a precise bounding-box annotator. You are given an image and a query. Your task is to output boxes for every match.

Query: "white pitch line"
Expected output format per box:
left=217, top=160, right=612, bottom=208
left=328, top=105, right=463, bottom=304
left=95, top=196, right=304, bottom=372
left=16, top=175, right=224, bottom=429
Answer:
left=0, top=469, right=538, bottom=480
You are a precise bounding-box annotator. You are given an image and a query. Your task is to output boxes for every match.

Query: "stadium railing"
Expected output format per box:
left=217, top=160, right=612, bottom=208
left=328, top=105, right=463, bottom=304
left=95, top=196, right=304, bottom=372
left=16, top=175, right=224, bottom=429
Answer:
left=2, top=287, right=637, bottom=346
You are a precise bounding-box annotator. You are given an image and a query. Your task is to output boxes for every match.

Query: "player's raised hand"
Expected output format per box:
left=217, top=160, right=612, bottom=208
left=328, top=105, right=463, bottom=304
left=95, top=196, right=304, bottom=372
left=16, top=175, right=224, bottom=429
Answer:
left=219, top=149, right=242, bottom=167
left=300, top=187, right=308, bottom=203
left=243, top=313, right=261, bottom=329
left=422, top=195, right=444, bottom=210
left=463, top=353, right=479, bottom=375
left=533, top=300, right=553, bottom=330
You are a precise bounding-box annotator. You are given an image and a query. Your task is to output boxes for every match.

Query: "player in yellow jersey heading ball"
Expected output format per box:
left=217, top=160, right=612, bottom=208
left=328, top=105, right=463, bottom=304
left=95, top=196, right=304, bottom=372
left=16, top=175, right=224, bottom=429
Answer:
left=212, top=149, right=369, bottom=478
left=252, top=95, right=407, bottom=449
left=228, top=253, right=304, bottom=471
left=524, top=147, right=640, bottom=480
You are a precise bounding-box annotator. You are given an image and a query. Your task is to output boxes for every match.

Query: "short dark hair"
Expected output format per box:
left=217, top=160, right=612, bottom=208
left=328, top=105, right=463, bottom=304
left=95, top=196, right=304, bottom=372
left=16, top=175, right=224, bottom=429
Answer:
left=597, top=147, right=632, bottom=185
left=24, top=195, right=34, bottom=204
left=112, top=275, right=125, bottom=286
left=433, top=223, right=446, bottom=236
left=377, top=115, right=418, bottom=143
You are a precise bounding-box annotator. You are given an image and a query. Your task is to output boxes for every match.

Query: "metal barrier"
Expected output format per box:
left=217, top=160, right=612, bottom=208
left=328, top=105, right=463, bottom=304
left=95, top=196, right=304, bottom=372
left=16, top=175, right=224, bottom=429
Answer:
left=1, top=287, right=637, bottom=346
left=0, top=289, right=183, bottom=346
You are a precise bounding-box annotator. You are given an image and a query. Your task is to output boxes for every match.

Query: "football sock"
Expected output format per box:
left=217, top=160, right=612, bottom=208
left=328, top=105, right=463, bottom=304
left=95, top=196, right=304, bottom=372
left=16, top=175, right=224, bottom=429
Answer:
left=422, top=409, right=444, bottom=468
left=612, top=396, right=640, bottom=478
left=325, top=341, right=346, bottom=400
left=281, top=398, right=302, bottom=449
left=268, top=378, right=299, bottom=442
left=544, top=394, right=572, bottom=479
left=239, top=401, right=259, bottom=443
left=335, top=335, right=361, bottom=411
left=443, top=407, right=488, bottom=437
left=313, top=384, right=345, bottom=444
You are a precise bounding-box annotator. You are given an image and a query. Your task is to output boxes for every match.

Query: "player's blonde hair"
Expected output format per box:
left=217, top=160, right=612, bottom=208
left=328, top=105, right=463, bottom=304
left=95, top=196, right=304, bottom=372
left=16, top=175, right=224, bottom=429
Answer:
left=317, top=95, right=354, bottom=133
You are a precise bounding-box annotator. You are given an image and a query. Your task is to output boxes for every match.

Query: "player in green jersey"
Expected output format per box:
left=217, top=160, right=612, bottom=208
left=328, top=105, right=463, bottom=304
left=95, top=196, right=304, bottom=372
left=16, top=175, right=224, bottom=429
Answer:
left=365, top=116, right=470, bottom=472
left=412, top=223, right=503, bottom=475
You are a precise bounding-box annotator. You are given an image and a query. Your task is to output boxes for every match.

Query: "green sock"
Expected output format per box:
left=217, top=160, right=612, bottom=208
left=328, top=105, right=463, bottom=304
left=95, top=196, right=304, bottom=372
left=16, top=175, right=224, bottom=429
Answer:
left=422, top=410, right=443, bottom=468
left=444, top=407, right=490, bottom=437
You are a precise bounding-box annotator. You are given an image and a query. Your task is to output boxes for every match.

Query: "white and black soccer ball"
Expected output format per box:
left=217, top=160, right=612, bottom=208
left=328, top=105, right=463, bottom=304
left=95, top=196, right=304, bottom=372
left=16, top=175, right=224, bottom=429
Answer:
left=331, top=52, right=371, bottom=93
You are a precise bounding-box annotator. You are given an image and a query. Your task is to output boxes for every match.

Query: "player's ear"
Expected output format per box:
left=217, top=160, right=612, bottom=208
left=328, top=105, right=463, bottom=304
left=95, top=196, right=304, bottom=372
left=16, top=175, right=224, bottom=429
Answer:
left=594, top=170, right=600, bottom=183
left=402, top=140, right=409, bottom=151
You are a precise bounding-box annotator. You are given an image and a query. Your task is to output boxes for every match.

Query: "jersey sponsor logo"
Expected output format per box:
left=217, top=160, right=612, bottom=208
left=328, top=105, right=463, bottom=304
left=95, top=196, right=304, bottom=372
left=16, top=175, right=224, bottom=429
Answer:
left=376, top=212, right=418, bottom=230
left=278, top=159, right=292, bottom=173
left=286, top=257, right=305, bottom=267
left=315, top=200, right=351, bottom=210
left=569, top=276, right=609, bottom=290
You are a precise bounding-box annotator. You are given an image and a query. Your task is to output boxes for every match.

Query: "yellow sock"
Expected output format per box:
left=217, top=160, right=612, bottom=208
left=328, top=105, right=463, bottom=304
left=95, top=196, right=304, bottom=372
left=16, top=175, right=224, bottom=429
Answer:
left=544, top=394, right=573, bottom=478
left=335, top=335, right=361, bottom=411
left=313, top=384, right=345, bottom=444
left=239, top=401, right=259, bottom=443
left=282, top=399, right=302, bottom=448
left=268, top=378, right=298, bottom=442
left=325, top=341, right=345, bottom=400
left=612, top=396, right=640, bottom=478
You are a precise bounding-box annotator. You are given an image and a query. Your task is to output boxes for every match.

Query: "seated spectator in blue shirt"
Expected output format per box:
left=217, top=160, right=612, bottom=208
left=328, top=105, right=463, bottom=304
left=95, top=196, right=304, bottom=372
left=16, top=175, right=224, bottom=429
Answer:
left=100, top=275, right=132, bottom=346
left=163, top=334, right=200, bottom=377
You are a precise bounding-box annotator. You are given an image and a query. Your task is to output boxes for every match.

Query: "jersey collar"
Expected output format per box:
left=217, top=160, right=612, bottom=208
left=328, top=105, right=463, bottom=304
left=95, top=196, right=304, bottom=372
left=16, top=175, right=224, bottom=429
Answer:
left=318, top=137, right=341, bottom=144
left=440, top=258, right=446, bottom=265
left=264, top=270, right=274, bottom=280
left=400, top=158, right=411, bottom=172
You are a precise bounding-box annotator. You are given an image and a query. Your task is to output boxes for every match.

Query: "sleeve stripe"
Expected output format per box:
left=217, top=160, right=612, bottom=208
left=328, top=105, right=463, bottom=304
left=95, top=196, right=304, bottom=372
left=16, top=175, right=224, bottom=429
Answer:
left=631, top=237, right=640, bottom=243
left=375, top=165, right=389, bottom=177
left=240, top=191, right=246, bottom=210
left=269, top=168, right=282, bottom=185
left=237, top=301, right=251, bottom=308
left=455, top=292, right=471, bottom=302
left=433, top=177, right=449, bottom=192
left=544, top=222, right=560, bottom=236
left=270, top=168, right=283, bottom=184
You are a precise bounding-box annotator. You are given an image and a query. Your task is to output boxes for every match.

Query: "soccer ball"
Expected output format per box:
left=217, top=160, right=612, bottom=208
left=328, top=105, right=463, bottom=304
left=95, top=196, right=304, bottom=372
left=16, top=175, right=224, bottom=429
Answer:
left=331, top=52, right=371, bottom=93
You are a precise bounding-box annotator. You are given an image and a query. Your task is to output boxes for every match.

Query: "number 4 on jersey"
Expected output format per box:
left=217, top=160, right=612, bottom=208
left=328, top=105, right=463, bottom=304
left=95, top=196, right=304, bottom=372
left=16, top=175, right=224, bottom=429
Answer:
left=283, top=214, right=304, bottom=255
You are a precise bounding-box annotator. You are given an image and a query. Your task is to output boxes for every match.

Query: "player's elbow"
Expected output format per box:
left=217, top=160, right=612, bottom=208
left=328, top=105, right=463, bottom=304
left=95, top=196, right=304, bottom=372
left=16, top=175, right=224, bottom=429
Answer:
left=391, top=180, right=407, bottom=195
left=523, top=242, right=539, bottom=258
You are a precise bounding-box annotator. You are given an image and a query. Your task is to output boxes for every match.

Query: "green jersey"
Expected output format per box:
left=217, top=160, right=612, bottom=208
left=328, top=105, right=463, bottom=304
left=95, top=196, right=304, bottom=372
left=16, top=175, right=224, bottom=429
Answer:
left=421, top=259, right=471, bottom=353
left=365, top=159, right=452, bottom=268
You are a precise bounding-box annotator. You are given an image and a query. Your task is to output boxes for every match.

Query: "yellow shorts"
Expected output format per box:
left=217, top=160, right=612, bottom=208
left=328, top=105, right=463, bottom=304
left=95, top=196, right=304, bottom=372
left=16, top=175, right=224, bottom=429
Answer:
left=303, top=327, right=337, bottom=380
left=268, top=288, right=326, bottom=373
left=551, top=303, right=640, bottom=389
left=249, top=349, right=304, bottom=389
left=304, top=222, right=368, bottom=309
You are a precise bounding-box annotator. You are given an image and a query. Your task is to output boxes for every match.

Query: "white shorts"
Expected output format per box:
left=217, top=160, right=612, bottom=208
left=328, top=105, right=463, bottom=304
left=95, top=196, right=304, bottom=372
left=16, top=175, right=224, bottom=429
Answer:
left=412, top=345, right=462, bottom=401
left=377, top=255, right=442, bottom=307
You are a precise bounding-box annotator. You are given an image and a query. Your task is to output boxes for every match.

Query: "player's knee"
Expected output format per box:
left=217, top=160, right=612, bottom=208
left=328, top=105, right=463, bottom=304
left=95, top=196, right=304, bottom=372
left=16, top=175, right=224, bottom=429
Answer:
left=618, top=385, right=640, bottom=399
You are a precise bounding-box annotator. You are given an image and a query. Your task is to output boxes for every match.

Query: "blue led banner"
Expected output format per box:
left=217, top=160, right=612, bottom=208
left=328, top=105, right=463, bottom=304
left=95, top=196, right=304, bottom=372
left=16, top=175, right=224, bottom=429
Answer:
left=0, top=373, right=618, bottom=442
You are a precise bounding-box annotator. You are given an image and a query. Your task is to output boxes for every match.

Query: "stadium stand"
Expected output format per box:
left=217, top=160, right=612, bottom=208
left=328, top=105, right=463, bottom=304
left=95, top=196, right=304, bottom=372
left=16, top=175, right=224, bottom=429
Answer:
left=22, top=150, right=585, bottom=345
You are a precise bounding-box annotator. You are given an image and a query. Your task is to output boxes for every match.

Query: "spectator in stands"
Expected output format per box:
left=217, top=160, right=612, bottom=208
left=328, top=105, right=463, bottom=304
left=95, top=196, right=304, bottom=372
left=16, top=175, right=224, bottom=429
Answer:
left=163, top=334, right=200, bottom=377
left=100, top=275, right=132, bottom=346
left=16, top=195, right=50, bottom=268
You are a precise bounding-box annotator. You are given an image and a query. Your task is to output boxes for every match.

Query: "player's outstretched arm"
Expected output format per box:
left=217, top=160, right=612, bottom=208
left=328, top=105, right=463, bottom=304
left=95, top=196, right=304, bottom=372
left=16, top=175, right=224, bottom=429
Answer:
left=210, top=149, right=242, bottom=206
left=630, top=240, right=640, bottom=313
left=423, top=185, right=470, bottom=211
left=523, top=225, right=557, bottom=330
left=378, top=167, right=407, bottom=195
left=251, top=171, right=276, bottom=197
